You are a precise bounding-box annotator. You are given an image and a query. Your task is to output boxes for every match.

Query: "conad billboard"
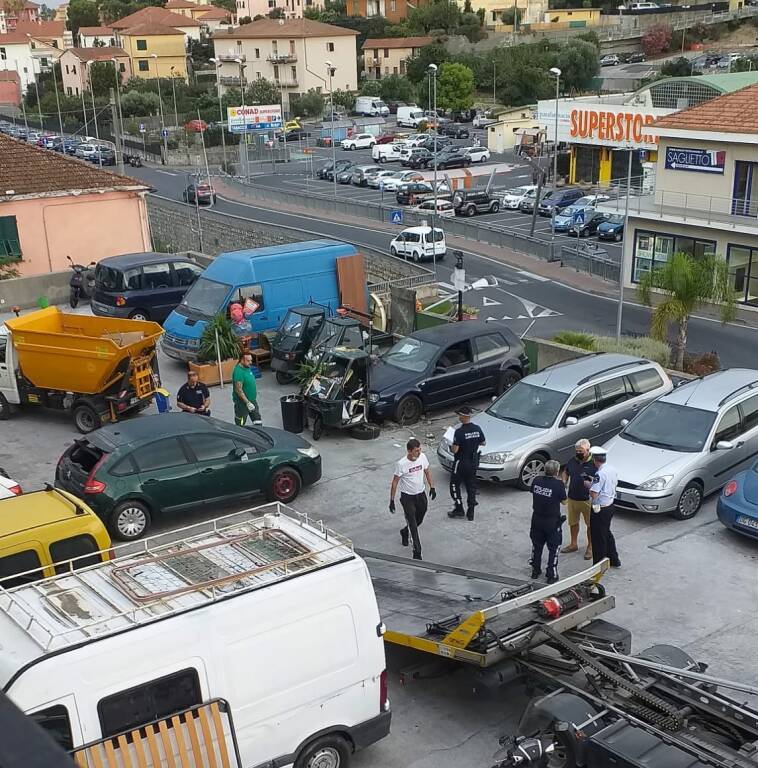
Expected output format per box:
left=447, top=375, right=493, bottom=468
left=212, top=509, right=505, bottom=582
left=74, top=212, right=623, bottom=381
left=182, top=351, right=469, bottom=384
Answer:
left=537, top=100, right=672, bottom=150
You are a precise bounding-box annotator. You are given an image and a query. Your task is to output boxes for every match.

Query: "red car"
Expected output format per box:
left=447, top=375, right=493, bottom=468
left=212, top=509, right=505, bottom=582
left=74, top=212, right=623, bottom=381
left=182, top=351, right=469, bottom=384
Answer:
left=375, top=132, right=397, bottom=144
left=185, top=119, right=208, bottom=132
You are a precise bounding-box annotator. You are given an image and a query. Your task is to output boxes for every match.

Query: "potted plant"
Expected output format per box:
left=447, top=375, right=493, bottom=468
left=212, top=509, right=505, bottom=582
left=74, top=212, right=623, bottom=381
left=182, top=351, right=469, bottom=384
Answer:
left=461, top=304, right=480, bottom=320
left=190, top=313, right=241, bottom=386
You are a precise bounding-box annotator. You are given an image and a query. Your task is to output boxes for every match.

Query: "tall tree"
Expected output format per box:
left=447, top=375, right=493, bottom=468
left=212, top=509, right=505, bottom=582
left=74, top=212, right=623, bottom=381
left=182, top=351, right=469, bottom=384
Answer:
left=246, top=78, right=281, bottom=105
left=212, top=0, right=236, bottom=12
left=435, top=62, right=474, bottom=112
left=556, top=39, right=599, bottom=92
left=405, top=43, right=448, bottom=83
left=638, top=252, right=735, bottom=370
left=67, top=0, right=100, bottom=37
left=89, top=61, right=119, bottom=97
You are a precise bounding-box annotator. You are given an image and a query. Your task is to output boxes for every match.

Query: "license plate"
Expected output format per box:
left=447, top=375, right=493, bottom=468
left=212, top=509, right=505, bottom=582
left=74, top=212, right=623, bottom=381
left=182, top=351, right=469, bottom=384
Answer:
left=736, top=514, right=758, bottom=530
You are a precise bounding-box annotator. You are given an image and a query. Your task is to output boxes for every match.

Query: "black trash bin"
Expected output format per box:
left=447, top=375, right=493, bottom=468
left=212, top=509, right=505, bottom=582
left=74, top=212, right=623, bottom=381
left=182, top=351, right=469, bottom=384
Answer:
left=280, top=394, right=305, bottom=434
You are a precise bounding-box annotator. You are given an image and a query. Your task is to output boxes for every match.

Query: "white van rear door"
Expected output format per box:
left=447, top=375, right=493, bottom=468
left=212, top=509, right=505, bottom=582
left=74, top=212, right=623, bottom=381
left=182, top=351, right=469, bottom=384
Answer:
left=27, top=695, right=84, bottom=753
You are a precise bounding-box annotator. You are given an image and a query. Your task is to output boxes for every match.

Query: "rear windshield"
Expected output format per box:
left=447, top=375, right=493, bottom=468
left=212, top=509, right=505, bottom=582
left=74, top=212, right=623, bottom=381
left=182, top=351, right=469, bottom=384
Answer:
left=96, top=265, right=124, bottom=292
left=67, top=440, right=105, bottom=473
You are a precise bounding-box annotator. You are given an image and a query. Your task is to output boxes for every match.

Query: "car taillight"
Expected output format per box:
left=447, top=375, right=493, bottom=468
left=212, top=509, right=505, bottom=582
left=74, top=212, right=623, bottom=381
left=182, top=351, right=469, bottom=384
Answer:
left=724, top=480, right=738, bottom=497
left=116, top=296, right=126, bottom=307
left=9, top=484, right=22, bottom=496
left=84, top=454, right=107, bottom=494
left=379, top=669, right=389, bottom=712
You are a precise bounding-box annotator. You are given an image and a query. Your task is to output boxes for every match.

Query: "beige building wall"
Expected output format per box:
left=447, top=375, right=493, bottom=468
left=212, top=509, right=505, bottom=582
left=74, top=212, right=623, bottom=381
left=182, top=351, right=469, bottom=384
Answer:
left=486, top=111, right=542, bottom=152
left=363, top=47, right=413, bottom=78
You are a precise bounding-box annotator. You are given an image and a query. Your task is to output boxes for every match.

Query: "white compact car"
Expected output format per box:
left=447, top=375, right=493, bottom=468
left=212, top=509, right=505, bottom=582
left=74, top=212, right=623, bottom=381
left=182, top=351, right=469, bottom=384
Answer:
left=413, top=199, right=455, bottom=218
left=0, top=468, right=22, bottom=498
left=390, top=226, right=447, bottom=262
left=341, top=133, right=376, bottom=150
left=501, top=185, right=537, bottom=209
left=465, top=146, right=491, bottom=163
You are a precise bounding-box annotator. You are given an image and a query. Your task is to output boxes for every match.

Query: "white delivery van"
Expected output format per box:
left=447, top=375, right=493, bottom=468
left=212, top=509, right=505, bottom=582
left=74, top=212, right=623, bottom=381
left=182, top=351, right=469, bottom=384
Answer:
left=396, top=106, right=425, bottom=128
left=372, top=142, right=405, bottom=163
left=390, top=226, right=447, bottom=262
left=0, top=505, right=390, bottom=768
left=354, top=96, right=389, bottom=117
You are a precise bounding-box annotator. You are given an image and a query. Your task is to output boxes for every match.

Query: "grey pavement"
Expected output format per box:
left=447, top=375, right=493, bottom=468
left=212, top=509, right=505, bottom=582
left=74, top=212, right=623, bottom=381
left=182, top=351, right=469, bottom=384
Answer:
left=3, top=304, right=758, bottom=768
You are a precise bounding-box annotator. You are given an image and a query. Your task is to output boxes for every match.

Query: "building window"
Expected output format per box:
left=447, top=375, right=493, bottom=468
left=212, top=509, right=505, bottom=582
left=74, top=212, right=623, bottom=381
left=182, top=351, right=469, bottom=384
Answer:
left=727, top=244, right=758, bottom=306
left=383, top=47, right=388, bottom=57
left=393, top=66, right=398, bottom=74
left=291, top=65, right=296, bottom=80
left=119, top=62, right=125, bottom=72
left=732, top=160, right=757, bottom=216
left=136, top=38, right=147, bottom=50
left=64, top=63, right=69, bottom=73
left=0, top=48, right=6, bottom=61
left=67, top=86, right=72, bottom=94
left=327, top=41, right=334, bottom=52
left=40, top=57, right=48, bottom=67
left=390, top=0, right=396, bottom=9
left=138, top=59, right=149, bottom=71
left=632, top=230, right=716, bottom=283
left=0, top=216, right=21, bottom=262
left=255, top=47, right=260, bottom=58
left=71, top=64, right=76, bottom=74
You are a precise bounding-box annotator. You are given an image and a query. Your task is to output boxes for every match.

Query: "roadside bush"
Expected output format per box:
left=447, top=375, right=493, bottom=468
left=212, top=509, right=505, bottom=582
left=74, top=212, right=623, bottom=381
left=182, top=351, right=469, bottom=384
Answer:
left=553, top=330, right=595, bottom=350
left=682, top=351, right=721, bottom=376
left=551, top=331, right=671, bottom=367
left=642, top=24, right=673, bottom=57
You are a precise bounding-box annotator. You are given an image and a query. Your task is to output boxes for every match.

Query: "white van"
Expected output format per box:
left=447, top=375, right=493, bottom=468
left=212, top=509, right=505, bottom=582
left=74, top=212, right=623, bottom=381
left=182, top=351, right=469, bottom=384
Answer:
left=354, top=96, right=389, bottom=117
left=372, top=142, right=405, bottom=163
left=396, top=106, right=425, bottom=128
left=390, top=226, right=447, bottom=262
left=0, top=506, right=390, bottom=767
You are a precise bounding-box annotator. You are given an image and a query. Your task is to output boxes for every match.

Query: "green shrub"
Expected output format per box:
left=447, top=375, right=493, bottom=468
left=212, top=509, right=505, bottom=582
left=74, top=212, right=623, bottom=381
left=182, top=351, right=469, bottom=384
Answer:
left=198, top=313, right=241, bottom=363
left=594, top=335, right=670, bottom=367
left=552, top=330, right=596, bottom=350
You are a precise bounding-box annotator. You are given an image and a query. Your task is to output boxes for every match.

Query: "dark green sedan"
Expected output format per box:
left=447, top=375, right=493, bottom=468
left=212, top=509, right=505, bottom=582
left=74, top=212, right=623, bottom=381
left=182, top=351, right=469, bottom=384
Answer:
left=55, top=413, right=322, bottom=540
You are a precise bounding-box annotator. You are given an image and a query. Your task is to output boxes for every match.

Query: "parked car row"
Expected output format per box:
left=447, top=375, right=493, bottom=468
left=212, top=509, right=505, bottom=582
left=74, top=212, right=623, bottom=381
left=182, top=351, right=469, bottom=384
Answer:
left=0, top=121, right=118, bottom=166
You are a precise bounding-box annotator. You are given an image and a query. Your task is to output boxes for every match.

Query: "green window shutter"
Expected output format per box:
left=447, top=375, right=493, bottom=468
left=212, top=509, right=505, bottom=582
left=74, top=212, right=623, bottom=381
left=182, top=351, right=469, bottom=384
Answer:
left=0, top=216, right=22, bottom=262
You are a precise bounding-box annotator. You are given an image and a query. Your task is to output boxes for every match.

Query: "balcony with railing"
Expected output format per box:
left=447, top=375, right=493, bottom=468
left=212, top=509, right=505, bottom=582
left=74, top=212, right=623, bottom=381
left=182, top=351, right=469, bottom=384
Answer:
left=220, top=75, right=243, bottom=86
left=268, top=52, right=297, bottom=63
left=275, top=77, right=299, bottom=88
left=216, top=53, right=245, bottom=63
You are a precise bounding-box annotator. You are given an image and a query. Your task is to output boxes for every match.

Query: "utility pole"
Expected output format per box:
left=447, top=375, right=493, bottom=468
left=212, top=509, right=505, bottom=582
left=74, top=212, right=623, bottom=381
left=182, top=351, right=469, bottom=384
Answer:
left=110, top=88, right=124, bottom=174
left=616, top=148, right=633, bottom=345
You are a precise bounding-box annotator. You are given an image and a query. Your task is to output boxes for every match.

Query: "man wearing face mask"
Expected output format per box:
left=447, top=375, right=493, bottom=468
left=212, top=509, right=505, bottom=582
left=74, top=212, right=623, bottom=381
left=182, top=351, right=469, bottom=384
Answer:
left=561, top=439, right=594, bottom=560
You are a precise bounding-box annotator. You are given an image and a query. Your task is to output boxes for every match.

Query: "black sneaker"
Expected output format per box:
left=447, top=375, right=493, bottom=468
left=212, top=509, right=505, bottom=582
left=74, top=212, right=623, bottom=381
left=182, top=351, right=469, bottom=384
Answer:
left=400, top=529, right=409, bottom=547
left=412, top=551, right=422, bottom=560
left=531, top=569, right=542, bottom=579
left=448, top=508, right=465, bottom=518
left=610, top=560, right=621, bottom=568
left=546, top=574, right=559, bottom=584
left=466, top=513, right=474, bottom=521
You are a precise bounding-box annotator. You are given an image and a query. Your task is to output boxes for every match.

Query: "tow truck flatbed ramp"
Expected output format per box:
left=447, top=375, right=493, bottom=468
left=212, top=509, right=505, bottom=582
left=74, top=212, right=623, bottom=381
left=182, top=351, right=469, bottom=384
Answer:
left=358, top=550, right=613, bottom=668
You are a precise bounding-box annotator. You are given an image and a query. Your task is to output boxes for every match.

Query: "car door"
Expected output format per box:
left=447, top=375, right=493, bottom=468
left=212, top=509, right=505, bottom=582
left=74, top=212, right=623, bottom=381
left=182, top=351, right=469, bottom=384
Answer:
left=133, top=437, right=200, bottom=512
left=735, top=393, right=758, bottom=475
left=707, top=405, right=745, bottom=492
left=420, top=340, right=475, bottom=407
left=140, top=262, right=176, bottom=318
left=555, top=385, right=601, bottom=463
left=185, top=432, right=263, bottom=502
left=594, top=375, right=633, bottom=444
left=393, top=232, right=406, bottom=256
left=473, top=332, right=508, bottom=394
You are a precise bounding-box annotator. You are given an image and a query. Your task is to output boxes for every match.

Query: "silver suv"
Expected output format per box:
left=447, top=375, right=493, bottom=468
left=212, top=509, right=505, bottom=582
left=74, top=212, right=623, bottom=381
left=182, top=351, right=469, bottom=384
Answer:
left=606, top=368, right=758, bottom=520
left=437, top=353, right=672, bottom=489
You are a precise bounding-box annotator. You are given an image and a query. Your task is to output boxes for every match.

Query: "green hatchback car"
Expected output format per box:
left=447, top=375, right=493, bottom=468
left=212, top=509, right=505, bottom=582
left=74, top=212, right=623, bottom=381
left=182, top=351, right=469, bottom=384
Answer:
left=55, top=413, right=321, bottom=540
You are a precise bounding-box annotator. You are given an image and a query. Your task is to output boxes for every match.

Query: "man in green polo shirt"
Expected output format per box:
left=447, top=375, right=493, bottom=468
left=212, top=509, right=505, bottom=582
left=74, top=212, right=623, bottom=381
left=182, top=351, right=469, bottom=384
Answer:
left=232, top=352, right=262, bottom=426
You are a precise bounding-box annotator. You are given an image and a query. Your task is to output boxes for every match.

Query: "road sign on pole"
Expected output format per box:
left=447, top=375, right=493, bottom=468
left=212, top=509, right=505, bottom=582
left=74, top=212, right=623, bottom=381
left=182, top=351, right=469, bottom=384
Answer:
left=138, top=123, right=146, bottom=134
left=161, top=128, right=168, bottom=138
left=390, top=209, right=403, bottom=225
left=572, top=210, right=585, bottom=227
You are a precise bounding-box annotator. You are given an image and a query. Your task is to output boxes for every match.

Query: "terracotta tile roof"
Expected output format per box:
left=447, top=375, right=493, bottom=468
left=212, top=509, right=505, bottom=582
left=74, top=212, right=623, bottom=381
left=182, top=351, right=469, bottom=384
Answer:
left=65, top=46, right=129, bottom=61
left=165, top=0, right=197, bottom=7
left=0, top=134, right=148, bottom=198
left=198, top=6, right=231, bottom=19
left=112, top=6, right=201, bottom=28
left=0, top=31, right=30, bottom=44
left=120, top=21, right=185, bottom=36
left=362, top=36, right=433, bottom=49
left=0, top=70, right=20, bottom=81
left=0, top=0, right=39, bottom=9
left=651, top=82, right=758, bottom=135
left=79, top=25, right=115, bottom=35
left=213, top=17, right=358, bottom=39
left=14, top=19, right=64, bottom=38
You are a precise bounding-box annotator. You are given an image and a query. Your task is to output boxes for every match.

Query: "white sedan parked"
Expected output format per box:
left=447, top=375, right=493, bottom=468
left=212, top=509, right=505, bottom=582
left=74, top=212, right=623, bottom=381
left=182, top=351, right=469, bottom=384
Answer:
left=381, top=170, right=424, bottom=191
left=341, top=133, right=376, bottom=150
left=367, top=169, right=397, bottom=188
left=465, top=146, right=491, bottom=163
left=500, top=184, right=537, bottom=209
left=0, top=468, right=22, bottom=498
left=413, top=199, right=455, bottom=218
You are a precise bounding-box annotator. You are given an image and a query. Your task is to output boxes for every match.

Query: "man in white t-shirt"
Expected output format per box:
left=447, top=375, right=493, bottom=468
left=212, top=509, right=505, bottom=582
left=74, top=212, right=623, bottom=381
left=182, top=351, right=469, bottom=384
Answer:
left=389, top=438, right=436, bottom=560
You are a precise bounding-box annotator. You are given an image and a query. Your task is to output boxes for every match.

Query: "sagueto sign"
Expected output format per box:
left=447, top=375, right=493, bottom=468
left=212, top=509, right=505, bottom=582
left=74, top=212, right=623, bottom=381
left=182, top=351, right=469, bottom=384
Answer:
left=664, top=147, right=726, bottom=174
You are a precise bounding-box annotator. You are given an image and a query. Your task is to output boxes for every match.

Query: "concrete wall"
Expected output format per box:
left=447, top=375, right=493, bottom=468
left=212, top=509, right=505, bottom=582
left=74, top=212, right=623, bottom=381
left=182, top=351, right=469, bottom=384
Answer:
left=523, top=336, right=589, bottom=372
left=0, top=270, right=70, bottom=310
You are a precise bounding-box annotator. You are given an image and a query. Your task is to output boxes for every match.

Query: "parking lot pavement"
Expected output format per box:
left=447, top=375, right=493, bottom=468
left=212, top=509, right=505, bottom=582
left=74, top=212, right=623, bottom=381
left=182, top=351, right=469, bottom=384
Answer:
left=3, top=305, right=758, bottom=766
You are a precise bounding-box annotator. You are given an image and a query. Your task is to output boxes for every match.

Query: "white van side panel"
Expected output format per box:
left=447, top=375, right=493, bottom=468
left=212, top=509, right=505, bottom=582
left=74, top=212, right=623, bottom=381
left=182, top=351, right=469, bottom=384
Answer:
left=8, top=558, right=385, bottom=767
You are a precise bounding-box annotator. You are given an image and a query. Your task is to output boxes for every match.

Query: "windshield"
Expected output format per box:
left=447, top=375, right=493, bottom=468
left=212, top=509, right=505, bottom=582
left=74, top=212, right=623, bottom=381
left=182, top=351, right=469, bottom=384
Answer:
left=621, top=402, right=716, bottom=452
left=178, top=277, right=231, bottom=319
left=382, top=337, right=440, bottom=373
left=507, top=186, right=529, bottom=197
left=606, top=214, right=624, bottom=224
left=280, top=309, right=306, bottom=336
left=558, top=206, right=580, bottom=218
left=487, top=382, right=569, bottom=429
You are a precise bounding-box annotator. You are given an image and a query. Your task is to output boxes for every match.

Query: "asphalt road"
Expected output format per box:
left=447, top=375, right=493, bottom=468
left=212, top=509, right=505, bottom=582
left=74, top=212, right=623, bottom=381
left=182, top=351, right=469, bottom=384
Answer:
left=130, top=163, right=758, bottom=365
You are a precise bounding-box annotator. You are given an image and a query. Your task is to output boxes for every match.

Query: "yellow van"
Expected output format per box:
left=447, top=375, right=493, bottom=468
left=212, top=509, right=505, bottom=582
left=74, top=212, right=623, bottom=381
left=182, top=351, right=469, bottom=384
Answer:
left=0, top=488, right=112, bottom=589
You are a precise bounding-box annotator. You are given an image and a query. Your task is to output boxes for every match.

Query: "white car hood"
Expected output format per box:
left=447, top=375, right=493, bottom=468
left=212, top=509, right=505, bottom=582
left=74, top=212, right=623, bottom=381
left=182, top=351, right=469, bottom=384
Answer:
left=605, top=435, right=699, bottom=485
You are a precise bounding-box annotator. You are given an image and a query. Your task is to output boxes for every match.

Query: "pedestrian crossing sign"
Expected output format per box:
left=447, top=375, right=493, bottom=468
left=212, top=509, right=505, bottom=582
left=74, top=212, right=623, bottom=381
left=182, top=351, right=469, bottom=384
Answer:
left=573, top=210, right=585, bottom=226
left=390, top=210, right=404, bottom=225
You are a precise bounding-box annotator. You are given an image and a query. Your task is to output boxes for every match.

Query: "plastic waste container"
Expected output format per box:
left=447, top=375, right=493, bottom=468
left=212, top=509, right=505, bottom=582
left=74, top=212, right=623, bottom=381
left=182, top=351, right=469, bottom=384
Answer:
left=280, top=394, right=305, bottom=434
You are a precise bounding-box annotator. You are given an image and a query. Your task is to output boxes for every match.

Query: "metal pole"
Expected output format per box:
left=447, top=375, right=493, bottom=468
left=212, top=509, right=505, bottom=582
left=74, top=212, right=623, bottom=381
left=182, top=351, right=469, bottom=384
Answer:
left=111, top=88, right=124, bottom=175
left=87, top=63, right=102, bottom=166
left=153, top=61, right=167, bottom=164
left=198, top=108, right=212, bottom=196
left=32, top=61, right=43, bottom=131
left=238, top=59, right=247, bottom=184
left=214, top=62, right=227, bottom=170
left=493, top=60, right=496, bottom=104
left=431, top=65, right=438, bottom=277
left=615, top=148, right=633, bottom=345
left=51, top=58, right=63, bottom=136
left=170, top=69, right=179, bottom=129
left=80, top=84, right=87, bottom=134
left=112, top=58, right=125, bottom=168
left=329, top=66, right=337, bottom=200
left=553, top=73, right=559, bottom=190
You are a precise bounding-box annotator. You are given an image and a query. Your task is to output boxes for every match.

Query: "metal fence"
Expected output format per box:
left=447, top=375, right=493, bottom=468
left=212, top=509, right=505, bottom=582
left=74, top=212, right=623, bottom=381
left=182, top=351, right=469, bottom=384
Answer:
left=560, top=243, right=621, bottom=283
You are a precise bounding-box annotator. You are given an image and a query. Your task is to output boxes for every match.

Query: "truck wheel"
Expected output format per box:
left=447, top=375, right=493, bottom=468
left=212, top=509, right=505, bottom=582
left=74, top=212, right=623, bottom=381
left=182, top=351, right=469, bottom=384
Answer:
left=466, top=205, right=476, bottom=217
left=73, top=403, right=100, bottom=434
left=109, top=500, right=152, bottom=541
left=295, top=735, right=350, bottom=768
left=0, top=393, right=10, bottom=420
left=268, top=466, right=302, bottom=503
left=490, top=201, right=500, bottom=213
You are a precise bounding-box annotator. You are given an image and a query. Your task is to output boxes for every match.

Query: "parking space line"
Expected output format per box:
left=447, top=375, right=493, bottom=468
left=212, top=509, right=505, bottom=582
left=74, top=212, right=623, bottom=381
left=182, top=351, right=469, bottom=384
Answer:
left=517, top=270, right=550, bottom=282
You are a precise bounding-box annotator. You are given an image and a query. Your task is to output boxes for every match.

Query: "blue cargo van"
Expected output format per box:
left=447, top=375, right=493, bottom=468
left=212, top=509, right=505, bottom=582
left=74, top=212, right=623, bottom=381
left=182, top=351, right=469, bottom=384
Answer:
left=162, top=240, right=354, bottom=361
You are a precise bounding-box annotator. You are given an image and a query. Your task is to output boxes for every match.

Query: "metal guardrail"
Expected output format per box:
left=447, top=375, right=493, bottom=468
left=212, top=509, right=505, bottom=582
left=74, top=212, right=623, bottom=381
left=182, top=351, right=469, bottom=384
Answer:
left=560, top=243, right=620, bottom=283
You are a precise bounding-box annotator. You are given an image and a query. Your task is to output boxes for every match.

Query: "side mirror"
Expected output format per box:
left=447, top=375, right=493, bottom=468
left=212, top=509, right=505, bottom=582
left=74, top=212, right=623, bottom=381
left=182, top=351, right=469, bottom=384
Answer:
left=620, top=418, right=629, bottom=427
left=564, top=416, right=578, bottom=427
left=716, top=440, right=734, bottom=451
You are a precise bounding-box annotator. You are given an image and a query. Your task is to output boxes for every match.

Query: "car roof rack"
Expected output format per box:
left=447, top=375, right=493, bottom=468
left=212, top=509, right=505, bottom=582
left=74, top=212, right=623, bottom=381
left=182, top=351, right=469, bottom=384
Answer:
left=575, top=358, right=648, bottom=386
left=717, top=379, right=758, bottom=407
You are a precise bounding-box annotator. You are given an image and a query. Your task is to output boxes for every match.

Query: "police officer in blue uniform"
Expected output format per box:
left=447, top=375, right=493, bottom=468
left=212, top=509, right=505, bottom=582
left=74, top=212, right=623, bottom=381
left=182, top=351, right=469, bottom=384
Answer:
left=588, top=445, right=621, bottom=568
left=530, top=460, right=567, bottom=583
left=449, top=406, right=486, bottom=520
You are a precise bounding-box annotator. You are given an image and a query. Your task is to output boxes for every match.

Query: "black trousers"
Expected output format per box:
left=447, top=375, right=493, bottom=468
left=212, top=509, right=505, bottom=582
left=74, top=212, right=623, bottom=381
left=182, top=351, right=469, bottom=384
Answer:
left=530, top=521, right=562, bottom=579
left=400, top=491, right=428, bottom=555
left=451, top=459, right=477, bottom=516
left=591, top=506, right=619, bottom=566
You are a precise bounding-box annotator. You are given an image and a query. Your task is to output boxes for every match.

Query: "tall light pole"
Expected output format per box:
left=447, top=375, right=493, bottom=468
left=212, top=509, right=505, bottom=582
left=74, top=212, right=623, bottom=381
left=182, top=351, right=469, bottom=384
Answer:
left=427, top=62, right=438, bottom=275
left=549, top=66, right=561, bottom=242
left=616, top=146, right=633, bottom=345
left=31, top=41, right=63, bottom=137
left=235, top=57, right=247, bottom=182
left=30, top=57, right=43, bottom=131
left=111, top=56, right=125, bottom=156
left=327, top=61, right=337, bottom=199
left=151, top=53, right=167, bottom=163
left=169, top=65, right=179, bottom=128
left=209, top=57, right=227, bottom=170
left=85, top=60, right=102, bottom=166
left=80, top=83, right=88, bottom=135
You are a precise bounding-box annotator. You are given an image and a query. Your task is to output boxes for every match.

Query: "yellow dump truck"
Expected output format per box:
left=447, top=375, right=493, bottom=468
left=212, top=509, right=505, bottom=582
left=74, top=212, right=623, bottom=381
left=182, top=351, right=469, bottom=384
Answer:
left=0, top=308, right=164, bottom=433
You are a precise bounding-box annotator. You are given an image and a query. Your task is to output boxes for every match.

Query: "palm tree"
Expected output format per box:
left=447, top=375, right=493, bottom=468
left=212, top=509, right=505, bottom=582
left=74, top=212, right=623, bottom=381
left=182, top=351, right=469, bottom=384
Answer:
left=638, top=252, right=735, bottom=371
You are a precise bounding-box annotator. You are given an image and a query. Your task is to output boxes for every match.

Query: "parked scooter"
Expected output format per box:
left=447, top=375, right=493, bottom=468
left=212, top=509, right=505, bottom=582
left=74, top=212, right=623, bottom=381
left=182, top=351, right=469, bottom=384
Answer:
left=127, top=154, right=143, bottom=167
left=67, top=256, right=96, bottom=309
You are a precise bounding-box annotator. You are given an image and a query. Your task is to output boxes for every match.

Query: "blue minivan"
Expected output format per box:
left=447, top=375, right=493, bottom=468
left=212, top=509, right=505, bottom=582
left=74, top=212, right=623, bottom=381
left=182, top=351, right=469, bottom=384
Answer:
left=162, top=240, right=354, bottom=361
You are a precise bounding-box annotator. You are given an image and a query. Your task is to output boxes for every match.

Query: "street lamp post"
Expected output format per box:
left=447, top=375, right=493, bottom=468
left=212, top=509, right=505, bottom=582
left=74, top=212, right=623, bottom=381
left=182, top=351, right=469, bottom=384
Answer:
left=170, top=65, right=179, bottom=129
left=235, top=57, right=247, bottom=182
left=549, top=66, right=561, bottom=243
left=427, top=63, right=438, bottom=274
left=616, top=147, right=634, bottom=345
left=31, top=42, right=64, bottom=137
left=111, top=57, right=125, bottom=171
left=85, top=60, right=102, bottom=167
left=209, top=58, right=227, bottom=170
left=31, top=59, right=43, bottom=131
left=151, top=54, right=168, bottom=163
left=326, top=62, right=337, bottom=199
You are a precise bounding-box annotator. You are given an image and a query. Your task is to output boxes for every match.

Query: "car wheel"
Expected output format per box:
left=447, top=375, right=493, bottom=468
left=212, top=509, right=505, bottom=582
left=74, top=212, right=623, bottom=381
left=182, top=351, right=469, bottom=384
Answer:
left=109, top=500, right=152, bottom=541
left=267, top=466, right=302, bottom=503
left=350, top=144, right=356, bottom=150
left=390, top=246, right=398, bottom=257
left=480, top=155, right=487, bottom=162
left=518, top=453, right=547, bottom=490
left=412, top=251, right=421, bottom=263
left=672, top=481, right=703, bottom=520
left=312, top=415, right=323, bottom=441
left=615, top=232, right=622, bottom=242
left=490, top=201, right=500, bottom=213
left=0, top=392, right=10, bottom=421
left=395, top=394, right=423, bottom=425
left=73, top=403, right=100, bottom=434
left=496, top=368, right=522, bottom=396
left=128, top=309, right=149, bottom=321
left=295, top=735, right=350, bottom=768
left=379, top=156, right=386, bottom=163
left=466, top=205, right=476, bottom=217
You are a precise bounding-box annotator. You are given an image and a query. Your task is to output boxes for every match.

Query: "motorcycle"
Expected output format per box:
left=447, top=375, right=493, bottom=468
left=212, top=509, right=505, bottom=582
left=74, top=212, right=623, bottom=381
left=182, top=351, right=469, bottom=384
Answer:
left=127, top=155, right=143, bottom=167
left=67, top=255, right=97, bottom=309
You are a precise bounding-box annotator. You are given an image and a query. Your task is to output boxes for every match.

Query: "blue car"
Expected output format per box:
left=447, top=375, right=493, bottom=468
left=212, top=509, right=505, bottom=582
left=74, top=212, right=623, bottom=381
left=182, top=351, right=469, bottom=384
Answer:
left=716, top=465, right=758, bottom=539
left=553, top=204, right=593, bottom=233
left=597, top=214, right=624, bottom=241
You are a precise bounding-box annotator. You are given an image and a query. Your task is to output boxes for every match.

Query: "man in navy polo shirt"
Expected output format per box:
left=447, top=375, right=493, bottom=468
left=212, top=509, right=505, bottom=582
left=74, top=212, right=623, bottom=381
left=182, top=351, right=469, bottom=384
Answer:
left=176, top=370, right=211, bottom=416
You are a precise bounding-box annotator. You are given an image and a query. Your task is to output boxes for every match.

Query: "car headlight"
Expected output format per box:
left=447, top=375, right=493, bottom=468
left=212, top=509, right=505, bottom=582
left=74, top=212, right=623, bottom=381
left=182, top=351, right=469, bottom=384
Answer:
left=638, top=475, right=673, bottom=491
left=297, top=446, right=319, bottom=459
left=480, top=451, right=512, bottom=464
left=369, top=392, right=380, bottom=403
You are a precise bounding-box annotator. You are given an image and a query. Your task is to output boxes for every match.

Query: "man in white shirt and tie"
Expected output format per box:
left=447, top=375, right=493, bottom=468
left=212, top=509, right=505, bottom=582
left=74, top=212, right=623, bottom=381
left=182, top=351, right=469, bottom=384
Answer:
left=588, top=446, right=621, bottom=569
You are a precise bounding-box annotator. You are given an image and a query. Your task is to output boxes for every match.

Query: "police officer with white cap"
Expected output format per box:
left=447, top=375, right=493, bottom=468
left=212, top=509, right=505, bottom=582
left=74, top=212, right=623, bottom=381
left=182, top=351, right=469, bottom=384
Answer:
left=587, top=446, right=621, bottom=568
